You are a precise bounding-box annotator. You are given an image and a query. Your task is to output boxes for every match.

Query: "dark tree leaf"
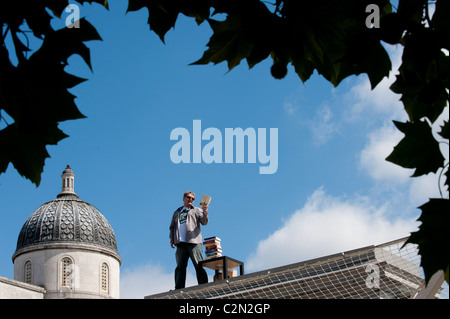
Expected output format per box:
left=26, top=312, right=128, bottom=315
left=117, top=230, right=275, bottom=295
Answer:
left=0, top=123, right=68, bottom=186
left=31, top=18, right=101, bottom=71
left=432, top=0, right=450, bottom=48
left=191, top=16, right=254, bottom=70
left=404, top=199, right=449, bottom=285
left=339, top=33, right=392, bottom=89
left=438, top=120, right=449, bottom=140
left=191, top=0, right=275, bottom=71
left=444, top=167, right=449, bottom=195
left=278, top=0, right=392, bottom=88
left=127, top=0, right=210, bottom=43
left=0, top=17, right=102, bottom=185
left=391, top=42, right=449, bottom=124
left=378, top=13, right=405, bottom=45
left=79, top=0, right=109, bottom=9
left=386, top=120, right=445, bottom=177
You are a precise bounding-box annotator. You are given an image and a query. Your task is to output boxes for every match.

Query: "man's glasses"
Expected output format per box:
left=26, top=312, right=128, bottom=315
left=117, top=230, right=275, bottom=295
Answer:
left=185, top=196, right=195, bottom=201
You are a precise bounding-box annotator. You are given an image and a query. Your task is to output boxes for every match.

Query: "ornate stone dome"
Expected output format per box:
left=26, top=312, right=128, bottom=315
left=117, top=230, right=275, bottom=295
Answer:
left=13, top=165, right=120, bottom=262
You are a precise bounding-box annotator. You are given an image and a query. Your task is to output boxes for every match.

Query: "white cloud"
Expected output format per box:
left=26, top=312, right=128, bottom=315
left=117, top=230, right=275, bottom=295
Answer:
left=283, top=97, right=338, bottom=146
left=345, top=45, right=405, bottom=122
left=246, top=188, right=417, bottom=272
left=120, top=262, right=198, bottom=299
left=358, top=106, right=448, bottom=202
left=311, top=105, right=339, bottom=145
left=359, top=124, right=412, bottom=183
left=351, top=47, right=448, bottom=201
left=347, top=76, right=403, bottom=121
left=283, top=101, right=297, bottom=116
left=409, top=174, right=439, bottom=205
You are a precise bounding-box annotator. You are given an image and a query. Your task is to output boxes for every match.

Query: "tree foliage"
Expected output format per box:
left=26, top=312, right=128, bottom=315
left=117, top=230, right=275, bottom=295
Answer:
left=1, top=0, right=448, bottom=285
left=0, top=0, right=107, bottom=185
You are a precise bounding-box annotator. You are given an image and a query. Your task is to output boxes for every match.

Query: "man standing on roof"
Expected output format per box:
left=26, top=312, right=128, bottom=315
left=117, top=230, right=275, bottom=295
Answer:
left=170, top=191, right=209, bottom=289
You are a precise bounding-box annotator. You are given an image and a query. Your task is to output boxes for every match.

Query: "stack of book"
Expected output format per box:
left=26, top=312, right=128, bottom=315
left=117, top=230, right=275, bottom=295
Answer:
left=203, top=236, right=222, bottom=259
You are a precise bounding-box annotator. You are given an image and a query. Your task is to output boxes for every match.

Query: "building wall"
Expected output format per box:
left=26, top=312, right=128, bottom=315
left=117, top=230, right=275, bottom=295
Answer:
left=0, top=275, right=45, bottom=299
left=13, top=247, right=120, bottom=299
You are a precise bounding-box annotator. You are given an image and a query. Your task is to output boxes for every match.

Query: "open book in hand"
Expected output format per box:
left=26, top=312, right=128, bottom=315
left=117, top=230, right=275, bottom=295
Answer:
left=199, top=195, right=211, bottom=209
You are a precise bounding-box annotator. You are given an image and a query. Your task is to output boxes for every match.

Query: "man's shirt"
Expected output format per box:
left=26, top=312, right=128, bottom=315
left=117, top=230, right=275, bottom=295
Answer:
left=178, top=208, right=188, bottom=242
left=170, top=206, right=209, bottom=245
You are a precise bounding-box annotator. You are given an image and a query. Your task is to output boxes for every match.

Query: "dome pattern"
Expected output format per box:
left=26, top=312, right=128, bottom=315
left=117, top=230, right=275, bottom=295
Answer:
left=13, top=166, right=120, bottom=261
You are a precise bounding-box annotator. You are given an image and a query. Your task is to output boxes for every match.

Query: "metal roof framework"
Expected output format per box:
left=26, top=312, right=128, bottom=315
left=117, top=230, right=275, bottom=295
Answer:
left=146, top=237, right=446, bottom=299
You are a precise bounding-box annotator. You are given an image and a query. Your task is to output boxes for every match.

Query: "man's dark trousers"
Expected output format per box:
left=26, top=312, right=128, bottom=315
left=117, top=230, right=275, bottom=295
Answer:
left=175, top=242, right=208, bottom=289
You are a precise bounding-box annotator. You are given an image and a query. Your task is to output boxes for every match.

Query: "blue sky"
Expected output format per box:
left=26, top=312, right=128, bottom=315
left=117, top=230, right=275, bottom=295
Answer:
left=1, top=2, right=448, bottom=298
